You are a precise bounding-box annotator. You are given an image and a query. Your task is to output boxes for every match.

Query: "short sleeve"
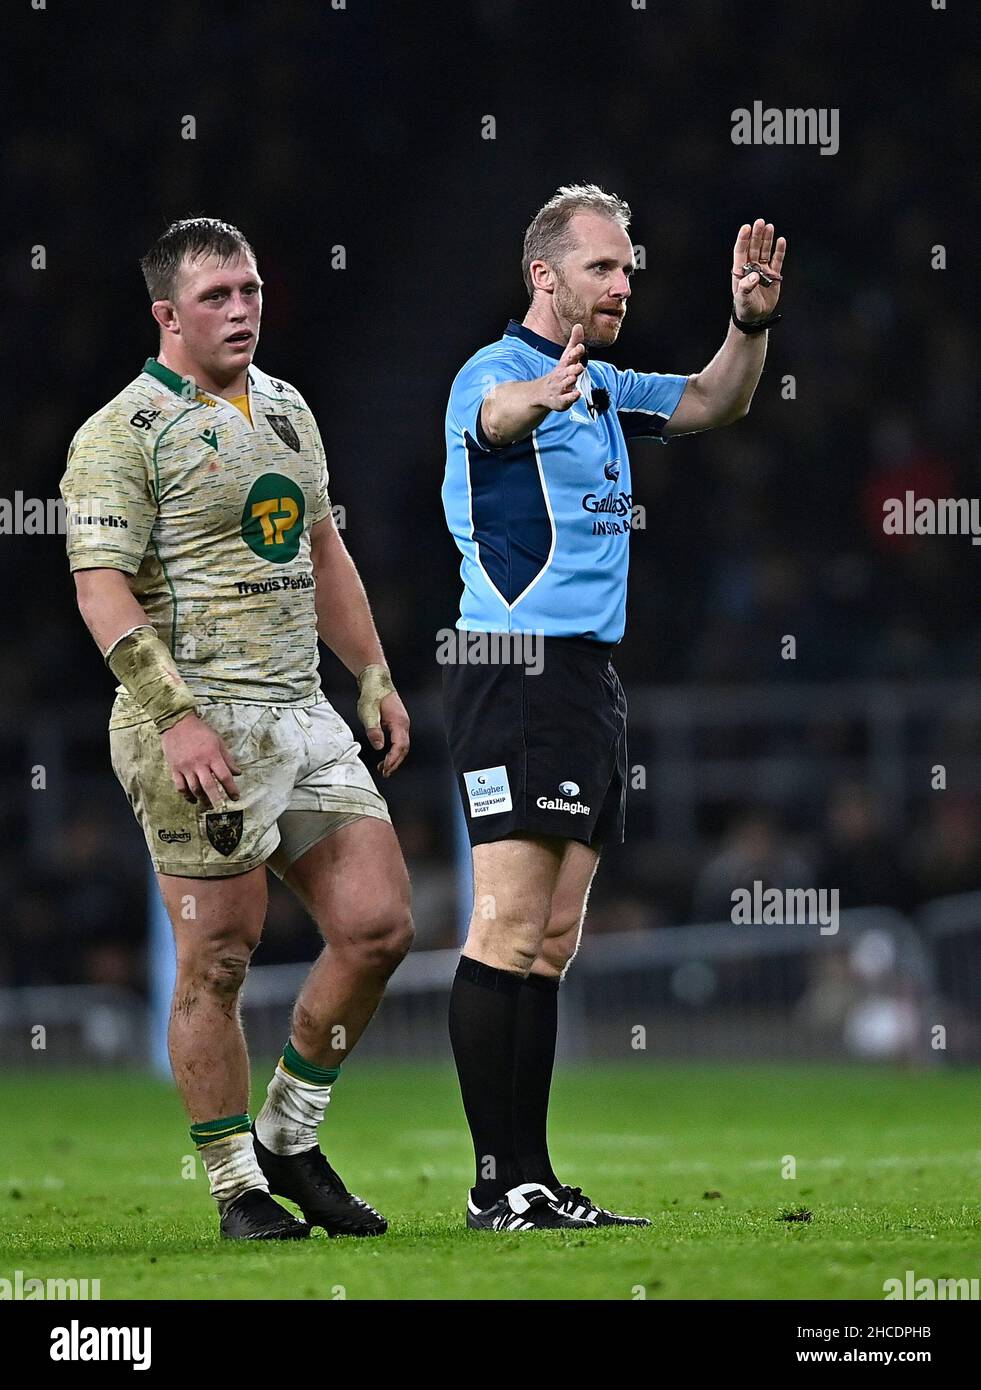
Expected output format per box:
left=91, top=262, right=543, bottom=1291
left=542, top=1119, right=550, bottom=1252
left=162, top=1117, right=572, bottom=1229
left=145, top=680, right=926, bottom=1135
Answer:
left=60, top=411, right=157, bottom=573
left=307, top=417, right=333, bottom=526
left=448, top=349, right=539, bottom=454
left=614, top=367, right=690, bottom=444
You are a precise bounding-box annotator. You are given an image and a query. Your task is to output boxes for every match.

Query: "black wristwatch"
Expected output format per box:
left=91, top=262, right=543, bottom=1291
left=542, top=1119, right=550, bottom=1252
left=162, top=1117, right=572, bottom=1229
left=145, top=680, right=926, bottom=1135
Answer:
left=731, top=300, right=783, bottom=334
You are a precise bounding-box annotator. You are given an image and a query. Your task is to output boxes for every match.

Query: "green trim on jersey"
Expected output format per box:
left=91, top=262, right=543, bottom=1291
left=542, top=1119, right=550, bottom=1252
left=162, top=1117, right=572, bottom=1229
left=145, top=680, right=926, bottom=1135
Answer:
left=144, top=357, right=193, bottom=398
left=150, top=405, right=202, bottom=502
left=150, top=535, right=180, bottom=654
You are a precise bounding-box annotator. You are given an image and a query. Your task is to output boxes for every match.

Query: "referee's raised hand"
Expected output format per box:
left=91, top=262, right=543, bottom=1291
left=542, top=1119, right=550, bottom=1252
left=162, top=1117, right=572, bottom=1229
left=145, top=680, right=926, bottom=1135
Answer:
left=536, top=322, right=586, bottom=411
left=732, top=218, right=787, bottom=323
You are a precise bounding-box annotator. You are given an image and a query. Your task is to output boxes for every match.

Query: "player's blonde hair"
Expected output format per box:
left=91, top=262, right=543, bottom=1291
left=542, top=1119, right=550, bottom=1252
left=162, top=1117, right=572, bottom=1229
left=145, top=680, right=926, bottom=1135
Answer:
left=521, top=184, right=632, bottom=300
left=140, top=217, right=255, bottom=303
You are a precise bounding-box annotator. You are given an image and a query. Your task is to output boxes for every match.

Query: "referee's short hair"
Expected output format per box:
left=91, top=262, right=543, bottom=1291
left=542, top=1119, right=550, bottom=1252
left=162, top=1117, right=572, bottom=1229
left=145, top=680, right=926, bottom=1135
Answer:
left=521, top=184, right=631, bottom=300
left=140, top=217, right=255, bottom=303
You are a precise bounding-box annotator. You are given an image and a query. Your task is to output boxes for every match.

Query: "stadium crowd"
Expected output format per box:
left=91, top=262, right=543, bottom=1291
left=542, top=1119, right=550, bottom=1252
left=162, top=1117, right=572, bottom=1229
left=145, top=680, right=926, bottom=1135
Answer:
left=2, top=1, right=978, bottom=989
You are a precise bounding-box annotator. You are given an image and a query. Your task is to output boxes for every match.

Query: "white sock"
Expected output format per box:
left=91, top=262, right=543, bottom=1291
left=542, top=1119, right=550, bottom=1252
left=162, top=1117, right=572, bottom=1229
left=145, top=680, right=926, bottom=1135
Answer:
left=254, top=1060, right=335, bottom=1156
left=198, top=1132, right=269, bottom=1206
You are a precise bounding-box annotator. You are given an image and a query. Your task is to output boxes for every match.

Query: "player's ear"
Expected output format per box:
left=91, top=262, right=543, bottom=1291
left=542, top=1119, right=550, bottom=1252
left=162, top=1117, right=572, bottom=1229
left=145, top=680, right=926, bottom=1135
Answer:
left=151, top=300, right=179, bottom=335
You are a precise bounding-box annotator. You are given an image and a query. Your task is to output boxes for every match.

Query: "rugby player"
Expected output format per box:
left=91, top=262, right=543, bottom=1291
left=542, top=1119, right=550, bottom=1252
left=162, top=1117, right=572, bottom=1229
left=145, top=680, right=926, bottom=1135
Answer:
left=61, top=219, right=413, bottom=1240
left=442, top=185, right=786, bottom=1230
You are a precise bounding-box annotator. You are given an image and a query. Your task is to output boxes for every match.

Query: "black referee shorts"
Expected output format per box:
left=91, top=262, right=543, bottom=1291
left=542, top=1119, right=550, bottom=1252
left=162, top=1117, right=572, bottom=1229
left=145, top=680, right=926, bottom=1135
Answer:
left=442, top=635, right=627, bottom=849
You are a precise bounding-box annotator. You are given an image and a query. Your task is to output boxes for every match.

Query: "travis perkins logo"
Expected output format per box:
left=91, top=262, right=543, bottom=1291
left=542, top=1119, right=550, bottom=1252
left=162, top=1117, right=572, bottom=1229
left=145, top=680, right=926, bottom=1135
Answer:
left=234, top=575, right=315, bottom=596
left=537, top=781, right=590, bottom=816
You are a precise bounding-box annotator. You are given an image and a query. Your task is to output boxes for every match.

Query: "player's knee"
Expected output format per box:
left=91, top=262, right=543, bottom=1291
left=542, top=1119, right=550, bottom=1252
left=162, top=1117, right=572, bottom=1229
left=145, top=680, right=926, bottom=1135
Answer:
left=341, top=903, right=414, bottom=976
left=204, top=950, right=253, bottom=997
left=180, top=939, right=254, bottom=998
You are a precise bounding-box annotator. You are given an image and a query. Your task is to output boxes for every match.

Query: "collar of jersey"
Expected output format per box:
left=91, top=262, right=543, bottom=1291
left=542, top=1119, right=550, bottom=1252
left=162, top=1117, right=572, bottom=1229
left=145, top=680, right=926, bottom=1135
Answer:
left=504, top=320, right=567, bottom=360
left=142, top=357, right=250, bottom=404
left=143, top=357, right=197, bottom=398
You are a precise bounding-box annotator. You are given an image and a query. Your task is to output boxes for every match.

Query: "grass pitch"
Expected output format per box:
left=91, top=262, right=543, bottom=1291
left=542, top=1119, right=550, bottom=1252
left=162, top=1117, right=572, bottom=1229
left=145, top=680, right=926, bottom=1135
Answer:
left=1, top=1063, right=978, bottom=1300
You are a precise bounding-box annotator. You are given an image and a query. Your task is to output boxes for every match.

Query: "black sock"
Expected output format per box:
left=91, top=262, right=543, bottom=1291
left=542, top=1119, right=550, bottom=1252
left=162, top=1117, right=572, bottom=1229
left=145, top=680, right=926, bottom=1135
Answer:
left=448, top=955, right=524, bottom=1203
left=513, top=972, right=561, bottom=1189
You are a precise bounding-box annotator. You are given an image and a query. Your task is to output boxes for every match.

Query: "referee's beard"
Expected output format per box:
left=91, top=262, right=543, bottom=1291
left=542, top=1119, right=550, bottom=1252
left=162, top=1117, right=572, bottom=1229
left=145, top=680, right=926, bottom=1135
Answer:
left=553, top=277, right=626, bottom=349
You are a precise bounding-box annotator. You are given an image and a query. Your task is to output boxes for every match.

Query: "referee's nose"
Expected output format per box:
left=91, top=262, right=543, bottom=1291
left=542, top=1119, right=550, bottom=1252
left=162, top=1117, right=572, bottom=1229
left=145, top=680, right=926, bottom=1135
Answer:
left=610, top=269, right=632, bottom=300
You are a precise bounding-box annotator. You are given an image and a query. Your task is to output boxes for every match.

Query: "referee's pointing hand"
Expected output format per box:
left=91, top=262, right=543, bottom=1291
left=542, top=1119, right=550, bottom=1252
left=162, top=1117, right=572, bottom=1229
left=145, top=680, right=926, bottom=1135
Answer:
left=536, top=322, right=586, bottom=411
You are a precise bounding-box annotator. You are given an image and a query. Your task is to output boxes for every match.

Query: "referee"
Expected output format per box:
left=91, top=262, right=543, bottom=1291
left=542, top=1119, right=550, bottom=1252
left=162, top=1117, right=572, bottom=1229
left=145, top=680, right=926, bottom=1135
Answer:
left=442, top=184, right=786, bottom=1231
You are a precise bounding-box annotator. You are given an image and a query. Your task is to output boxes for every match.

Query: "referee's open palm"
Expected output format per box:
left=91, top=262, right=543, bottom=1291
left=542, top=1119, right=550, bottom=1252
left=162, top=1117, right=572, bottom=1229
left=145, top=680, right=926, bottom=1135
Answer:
left=538, top=323, right=586, bottom=411
left=732, top=218, right=787, bottom=321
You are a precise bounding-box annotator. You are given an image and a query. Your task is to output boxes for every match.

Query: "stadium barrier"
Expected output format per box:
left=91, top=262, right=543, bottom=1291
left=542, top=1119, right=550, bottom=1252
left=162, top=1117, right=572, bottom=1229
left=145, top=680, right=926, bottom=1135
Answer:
left=13, top=680, right=981, bottom=860
left=237, top=907, right=940, bottom=1064
left=918, top=890, right=981, bottom=1062
left=3, top=898, right=978, bottom=1064
left=5, top=683, right=980, bottom=1064
left=0, top=984, right=148, bottom=1065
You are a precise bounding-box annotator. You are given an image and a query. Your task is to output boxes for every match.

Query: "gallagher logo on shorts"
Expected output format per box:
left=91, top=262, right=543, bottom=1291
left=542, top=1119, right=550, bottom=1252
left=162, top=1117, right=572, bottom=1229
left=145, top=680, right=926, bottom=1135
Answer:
left=537, top=781, right=590, bottom=815
left=463, top=766, right=513, bottom=818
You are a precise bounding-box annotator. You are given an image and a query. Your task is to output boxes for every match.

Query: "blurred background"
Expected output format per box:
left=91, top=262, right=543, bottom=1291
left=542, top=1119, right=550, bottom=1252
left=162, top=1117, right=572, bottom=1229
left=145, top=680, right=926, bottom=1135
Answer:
left=2, top=0, right=979, bottom=1066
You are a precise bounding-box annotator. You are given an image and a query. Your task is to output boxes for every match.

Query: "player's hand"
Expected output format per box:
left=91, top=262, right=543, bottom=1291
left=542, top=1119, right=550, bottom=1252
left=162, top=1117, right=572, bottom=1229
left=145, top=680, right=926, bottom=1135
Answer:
left=366, top=690, right=410, bottom=778
left=732, top=219, right=787, bottom=323
left=534, top=322, right=586, bottom=411
left=160, top=712, right=241, bottom=809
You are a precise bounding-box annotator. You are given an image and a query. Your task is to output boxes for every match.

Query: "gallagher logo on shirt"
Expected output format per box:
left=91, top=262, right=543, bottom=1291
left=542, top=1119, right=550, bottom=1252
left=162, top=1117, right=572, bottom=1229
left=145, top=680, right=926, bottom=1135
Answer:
left=582, top=459, right=642, bottom=535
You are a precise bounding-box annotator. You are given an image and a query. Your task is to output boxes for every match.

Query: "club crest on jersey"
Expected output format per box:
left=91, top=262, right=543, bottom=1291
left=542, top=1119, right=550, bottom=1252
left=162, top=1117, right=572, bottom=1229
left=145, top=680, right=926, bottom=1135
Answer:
left=265, top=414, right=301, bottom=453
left=205, top=811, right=243, bottom=856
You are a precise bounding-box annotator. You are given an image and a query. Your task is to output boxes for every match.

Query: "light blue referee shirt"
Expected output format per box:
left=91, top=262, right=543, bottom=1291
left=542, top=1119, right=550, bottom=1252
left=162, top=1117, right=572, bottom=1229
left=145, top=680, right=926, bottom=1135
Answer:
left=442, top=320, right=689, bottom=644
